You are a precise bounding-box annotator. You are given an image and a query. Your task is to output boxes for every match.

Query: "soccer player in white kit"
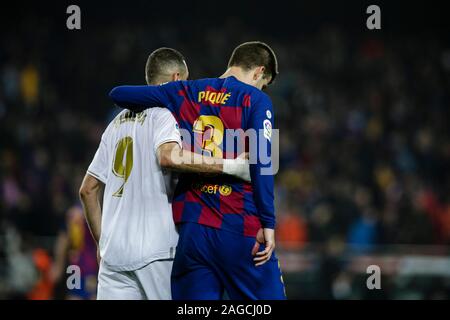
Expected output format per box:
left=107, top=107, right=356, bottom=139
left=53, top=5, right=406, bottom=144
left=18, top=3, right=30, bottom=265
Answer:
left=78, top=48, right=249, bottom=299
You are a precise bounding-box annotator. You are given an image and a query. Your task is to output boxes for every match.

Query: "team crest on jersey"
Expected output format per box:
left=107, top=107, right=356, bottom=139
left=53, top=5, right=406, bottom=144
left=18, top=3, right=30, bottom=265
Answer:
left=263, top=119, right=272, bottom=141
left=219, top=185, right=232, bottom=196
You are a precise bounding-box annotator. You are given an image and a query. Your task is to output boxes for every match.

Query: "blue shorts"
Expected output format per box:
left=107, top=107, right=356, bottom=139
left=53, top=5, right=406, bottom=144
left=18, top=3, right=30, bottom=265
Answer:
left=171, top=222, right=286, bottom=300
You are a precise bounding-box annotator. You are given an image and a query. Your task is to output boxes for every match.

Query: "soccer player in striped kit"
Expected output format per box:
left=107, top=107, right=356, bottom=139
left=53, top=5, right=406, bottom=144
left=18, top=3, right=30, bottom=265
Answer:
left=109, top=42, right=286, bottom=300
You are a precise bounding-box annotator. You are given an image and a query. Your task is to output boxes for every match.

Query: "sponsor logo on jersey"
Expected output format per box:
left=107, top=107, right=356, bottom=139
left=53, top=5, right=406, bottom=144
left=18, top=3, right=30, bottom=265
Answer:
left=192, top=182, right=232, bottom=196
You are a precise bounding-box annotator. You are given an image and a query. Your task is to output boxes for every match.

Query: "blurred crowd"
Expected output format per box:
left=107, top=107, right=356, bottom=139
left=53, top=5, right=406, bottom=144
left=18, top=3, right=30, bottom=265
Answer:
left=0, top=10, right=449, bottom=299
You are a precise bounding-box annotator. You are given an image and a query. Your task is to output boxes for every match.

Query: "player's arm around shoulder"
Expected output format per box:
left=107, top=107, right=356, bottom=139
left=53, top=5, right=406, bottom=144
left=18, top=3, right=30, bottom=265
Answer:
left=109, top=81, right=179, bottom=112
left=154, top=110, right=250, bottom=180
left=156, top=142, right=250, bottom=181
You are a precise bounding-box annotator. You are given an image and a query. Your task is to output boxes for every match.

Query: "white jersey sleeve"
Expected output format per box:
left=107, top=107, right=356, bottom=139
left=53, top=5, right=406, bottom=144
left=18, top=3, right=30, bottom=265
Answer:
left=152, top=109, right=182, bottom=153
left=87, top=132, right=109, bottom=183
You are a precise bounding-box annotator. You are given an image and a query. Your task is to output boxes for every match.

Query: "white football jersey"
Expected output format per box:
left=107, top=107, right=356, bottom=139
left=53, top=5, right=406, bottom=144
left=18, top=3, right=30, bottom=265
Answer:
left=87, top=108, right=181, bottom=271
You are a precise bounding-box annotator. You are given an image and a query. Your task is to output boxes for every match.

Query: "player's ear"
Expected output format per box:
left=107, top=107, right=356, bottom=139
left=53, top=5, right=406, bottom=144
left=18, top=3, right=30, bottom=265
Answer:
left=253, top=66, right=265, bottom=81
left=172, top=72, right=181, bottom=82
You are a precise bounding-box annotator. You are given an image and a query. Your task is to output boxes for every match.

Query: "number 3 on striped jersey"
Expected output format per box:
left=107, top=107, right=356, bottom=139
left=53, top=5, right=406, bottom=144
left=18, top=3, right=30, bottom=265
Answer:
left=112, top=136, right=133, bottom=197
left=193, top=115, right=224, bottom=158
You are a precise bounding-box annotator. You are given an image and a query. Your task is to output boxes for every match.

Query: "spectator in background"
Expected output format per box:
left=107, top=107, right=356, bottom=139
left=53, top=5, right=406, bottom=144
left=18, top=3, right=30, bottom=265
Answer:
left=51, top=206, right=98, bottom=300
left=20, top=64, right=39, bottom=108
left=0, top=12, right=449, bottom=299
left=276, top=202, right=308, bottom=249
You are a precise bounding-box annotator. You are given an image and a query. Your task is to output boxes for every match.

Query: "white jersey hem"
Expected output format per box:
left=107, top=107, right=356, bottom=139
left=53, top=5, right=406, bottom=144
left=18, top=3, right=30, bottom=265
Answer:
left=101, top=250, right=175, bottom=272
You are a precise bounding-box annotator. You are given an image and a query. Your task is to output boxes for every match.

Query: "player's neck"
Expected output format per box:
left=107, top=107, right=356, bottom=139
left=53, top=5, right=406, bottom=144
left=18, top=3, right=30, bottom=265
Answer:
left=220, top=67, right=255, bottom=87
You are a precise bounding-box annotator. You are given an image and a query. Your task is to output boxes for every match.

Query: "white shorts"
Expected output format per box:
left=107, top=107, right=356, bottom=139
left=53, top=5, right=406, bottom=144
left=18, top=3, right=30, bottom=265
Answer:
left=97, top=259, right=173, bottom=300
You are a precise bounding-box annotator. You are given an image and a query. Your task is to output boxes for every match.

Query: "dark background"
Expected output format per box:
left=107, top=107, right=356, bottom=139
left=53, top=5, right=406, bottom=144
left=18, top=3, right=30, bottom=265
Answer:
left=0, top=0, right=449, bottom=299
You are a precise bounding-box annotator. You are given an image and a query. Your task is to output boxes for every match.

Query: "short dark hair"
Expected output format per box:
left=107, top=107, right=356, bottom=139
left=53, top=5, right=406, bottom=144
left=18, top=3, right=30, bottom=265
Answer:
left=145, top=48, right=187, bottom=84
left=228, top=41, right=278, bottom=84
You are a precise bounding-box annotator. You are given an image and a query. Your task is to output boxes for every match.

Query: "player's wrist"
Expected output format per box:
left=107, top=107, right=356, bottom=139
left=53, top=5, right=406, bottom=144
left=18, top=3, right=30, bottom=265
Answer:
left=223, top=158, right=250, bottom=181
left=261, top=221, right=276, bottom=229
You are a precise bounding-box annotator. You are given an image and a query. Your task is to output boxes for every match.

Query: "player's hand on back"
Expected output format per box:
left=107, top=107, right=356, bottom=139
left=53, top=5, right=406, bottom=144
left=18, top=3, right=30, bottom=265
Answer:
left=251, top=228, right=275, bottom=266
left=223, top=152, right=251, bottom=182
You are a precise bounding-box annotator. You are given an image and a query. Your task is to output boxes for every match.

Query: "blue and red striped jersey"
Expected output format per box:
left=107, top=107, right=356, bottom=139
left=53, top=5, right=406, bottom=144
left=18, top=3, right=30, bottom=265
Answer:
left=109, top=76, right=275, bottom=237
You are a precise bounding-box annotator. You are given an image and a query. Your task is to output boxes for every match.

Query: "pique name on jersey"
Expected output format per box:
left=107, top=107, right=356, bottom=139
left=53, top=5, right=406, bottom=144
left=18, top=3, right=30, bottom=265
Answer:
left=198, top=90, right=231, bottom=105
